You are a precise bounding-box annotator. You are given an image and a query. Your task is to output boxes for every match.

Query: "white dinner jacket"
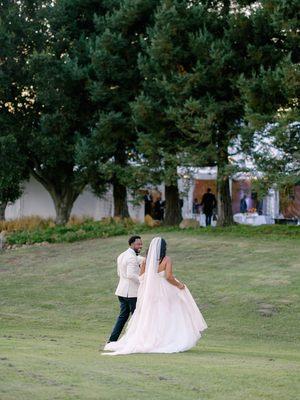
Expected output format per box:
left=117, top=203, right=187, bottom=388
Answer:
left=115, top=248, right=143, bottom=298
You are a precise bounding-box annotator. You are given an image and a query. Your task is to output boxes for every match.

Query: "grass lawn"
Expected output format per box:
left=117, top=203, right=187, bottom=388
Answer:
left=1, top=231, right=299, bottom=400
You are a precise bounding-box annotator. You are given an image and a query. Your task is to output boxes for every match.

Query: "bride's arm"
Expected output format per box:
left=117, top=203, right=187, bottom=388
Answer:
left=165, top=257, right=185, bottom=289
left=139, top=259, right=146, bottom=276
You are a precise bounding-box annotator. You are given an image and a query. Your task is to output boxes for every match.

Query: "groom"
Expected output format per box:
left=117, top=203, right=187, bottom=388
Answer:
left=107, top=235, right=144, bottom=343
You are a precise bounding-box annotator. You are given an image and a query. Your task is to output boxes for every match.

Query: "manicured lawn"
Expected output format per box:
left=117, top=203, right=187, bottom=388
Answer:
left=1, top=231, right=299, bottom=399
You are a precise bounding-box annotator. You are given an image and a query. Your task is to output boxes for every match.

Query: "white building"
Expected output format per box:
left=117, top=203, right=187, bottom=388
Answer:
left=5, top=168, right=280, bottom=226
left=5, top=175, right=145, bottom=222
left=178, top=166, right=279, bottom=225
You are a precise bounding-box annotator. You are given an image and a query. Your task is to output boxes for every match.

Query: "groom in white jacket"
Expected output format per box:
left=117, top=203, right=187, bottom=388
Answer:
left=107, top=235, right=144, bottom=342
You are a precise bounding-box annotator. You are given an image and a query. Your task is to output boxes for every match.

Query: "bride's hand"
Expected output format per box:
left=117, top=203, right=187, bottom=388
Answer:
left=179, top=283, right=185, bottom=290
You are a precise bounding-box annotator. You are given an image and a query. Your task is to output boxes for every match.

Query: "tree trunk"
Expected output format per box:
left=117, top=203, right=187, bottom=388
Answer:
left=216, top=148, right=234, bottom=226
left=44, top=187, right=80, bottom=225
left=52, top=194, right=75, bottom=225
left=164, top=184, right=182, bottom=226
left=0, top=201, right=7, bottom=221
left=216, top=175, right=233, bottom=226
left=30, top=167, right=85, bottom=225
left=113, top=177, right=130, bottom=218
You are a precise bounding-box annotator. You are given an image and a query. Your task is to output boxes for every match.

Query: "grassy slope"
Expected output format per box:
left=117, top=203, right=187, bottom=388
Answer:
left=0, top=232, right=299, bottom=400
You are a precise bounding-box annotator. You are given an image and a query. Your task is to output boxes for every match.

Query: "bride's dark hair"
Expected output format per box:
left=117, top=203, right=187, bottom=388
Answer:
left=145, top=238, right=167, bottom=263
left=159, top=238, right=167, bottom=262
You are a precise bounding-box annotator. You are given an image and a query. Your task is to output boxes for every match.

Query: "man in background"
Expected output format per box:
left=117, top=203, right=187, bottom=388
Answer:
left=200, top=188, right=217, bottom=226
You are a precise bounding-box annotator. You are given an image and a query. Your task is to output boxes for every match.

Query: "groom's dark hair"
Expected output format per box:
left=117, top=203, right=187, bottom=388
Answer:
left=128, top=235, right=141, bottom=245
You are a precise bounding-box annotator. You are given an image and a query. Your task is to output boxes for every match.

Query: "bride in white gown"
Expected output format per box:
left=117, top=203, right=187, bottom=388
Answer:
left=103, top=237, right=207, bottom=355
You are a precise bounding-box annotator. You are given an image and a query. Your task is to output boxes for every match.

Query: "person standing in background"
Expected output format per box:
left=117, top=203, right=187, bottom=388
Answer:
left=193, top=198, right=200, bottom=214
left=240, top=195, right=248, bottom=214
left=200, top=188, right=217, bottom=226
left=144, top=191, right=153, bottom=216
left=154, top=196, right=164, bottom=221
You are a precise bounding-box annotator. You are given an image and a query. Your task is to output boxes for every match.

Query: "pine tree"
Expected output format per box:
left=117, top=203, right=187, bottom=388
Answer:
left=239, top=0, right=300, bottom=191
left=86, top=0, right=159, bottom=217
left=134, top=0, right=292, bottom=226
left=132, top=1, right=199, bottom=225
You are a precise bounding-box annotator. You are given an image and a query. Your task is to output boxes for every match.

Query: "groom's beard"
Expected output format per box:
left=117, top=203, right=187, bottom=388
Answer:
left=135, top=250, right=141, bottom=255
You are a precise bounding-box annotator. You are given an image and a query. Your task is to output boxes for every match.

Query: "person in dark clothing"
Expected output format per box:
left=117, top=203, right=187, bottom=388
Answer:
left=144, top=191, right=153, bottom=216
left=154, top=197, right=164, bottom=221
left=200, top=188, right=217, bottom=226
left=240, top=195, right=248, bottom=213
left=193, top=198, right=200, bottom=214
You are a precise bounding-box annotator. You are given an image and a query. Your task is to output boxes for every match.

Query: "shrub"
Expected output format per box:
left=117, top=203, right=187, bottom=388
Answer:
left=3, top=216, right=300, bottom=247
left=5, top=217, right=149, bottom=245
left=0, top=216, right=54, bottom=232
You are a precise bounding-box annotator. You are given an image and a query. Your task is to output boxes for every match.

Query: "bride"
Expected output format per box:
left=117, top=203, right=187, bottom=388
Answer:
left=103, top=237, right=207, bottom=355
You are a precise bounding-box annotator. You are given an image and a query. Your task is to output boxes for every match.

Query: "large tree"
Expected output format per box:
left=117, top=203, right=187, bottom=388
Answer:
left=21, top=0, right=111, bottom=224
left=239, top=0, right=300, bottom=191
left=134, top=0, right=293, bottom=226
left=85, top=0, right=159, bottom=218
left=132, top=1, right=205, bottom=225
left=0, top=0, right=43, bottom=219
left=133, top=1, right=250, bottom=226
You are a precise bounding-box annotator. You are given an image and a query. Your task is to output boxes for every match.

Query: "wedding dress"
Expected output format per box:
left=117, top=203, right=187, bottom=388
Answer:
left=103, top=237, right=207, bottom=355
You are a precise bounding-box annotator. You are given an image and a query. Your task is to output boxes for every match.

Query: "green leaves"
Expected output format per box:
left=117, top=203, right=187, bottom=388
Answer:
left=0, top=134, right=28, bottom=204
left=1, top=0, right=298, bottom=223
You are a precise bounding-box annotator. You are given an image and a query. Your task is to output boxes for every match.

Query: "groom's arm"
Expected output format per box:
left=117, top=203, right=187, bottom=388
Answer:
left=116, top=255, right=121, bottom=277
left=126, top=256, right=140, bottom=284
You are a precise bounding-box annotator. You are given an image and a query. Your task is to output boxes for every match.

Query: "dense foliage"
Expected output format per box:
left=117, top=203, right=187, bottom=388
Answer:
left=1, top=0, right=298, bottom=225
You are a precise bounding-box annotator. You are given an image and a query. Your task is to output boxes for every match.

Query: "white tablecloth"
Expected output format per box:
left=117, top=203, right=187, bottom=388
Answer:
left=233, top=213, right=274, bottom=226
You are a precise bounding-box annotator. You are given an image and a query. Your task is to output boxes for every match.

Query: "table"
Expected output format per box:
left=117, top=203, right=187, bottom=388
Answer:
left=233, top=213, right=274, bottom=226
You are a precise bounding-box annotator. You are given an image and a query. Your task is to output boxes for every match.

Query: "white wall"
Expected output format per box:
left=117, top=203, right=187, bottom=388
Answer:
left=6, top=176, right=55, bottom=219
left=71, top=186, right=114, bottom=220
left=5, top=171, right=278, bottom=222
left=5, top=176, right=144, bottom=221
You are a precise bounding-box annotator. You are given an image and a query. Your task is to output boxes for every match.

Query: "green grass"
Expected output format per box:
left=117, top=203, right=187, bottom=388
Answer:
left=1, top=231, right=300, bottom=399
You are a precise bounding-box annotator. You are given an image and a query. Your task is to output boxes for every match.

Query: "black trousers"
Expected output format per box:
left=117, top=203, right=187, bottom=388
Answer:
left=205, top=213, right=212, bottom=226
left=108, top=296, right=137, bottom=342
